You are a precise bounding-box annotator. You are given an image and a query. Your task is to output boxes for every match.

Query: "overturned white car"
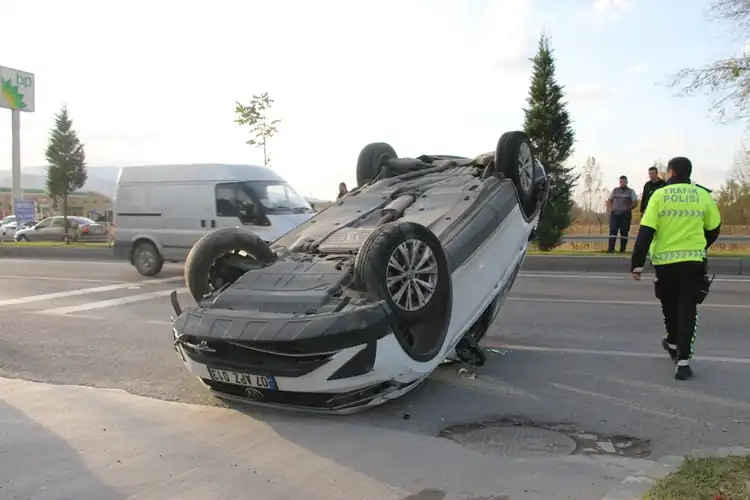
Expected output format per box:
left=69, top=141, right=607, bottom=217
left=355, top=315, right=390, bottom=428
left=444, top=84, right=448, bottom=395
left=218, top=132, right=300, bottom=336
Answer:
left=169, top=130, right=550, bottom=413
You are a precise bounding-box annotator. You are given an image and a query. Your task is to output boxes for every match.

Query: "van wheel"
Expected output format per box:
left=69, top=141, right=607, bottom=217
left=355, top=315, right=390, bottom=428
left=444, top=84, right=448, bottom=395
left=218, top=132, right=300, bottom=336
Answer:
left=185, top=227, right=276, bottom=303
left=133, top=241, right=164, bottom=277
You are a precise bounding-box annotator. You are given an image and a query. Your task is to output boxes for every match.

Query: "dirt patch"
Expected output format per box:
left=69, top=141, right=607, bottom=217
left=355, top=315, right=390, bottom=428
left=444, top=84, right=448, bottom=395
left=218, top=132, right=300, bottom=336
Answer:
left=440, top=415, right=651, bottom=459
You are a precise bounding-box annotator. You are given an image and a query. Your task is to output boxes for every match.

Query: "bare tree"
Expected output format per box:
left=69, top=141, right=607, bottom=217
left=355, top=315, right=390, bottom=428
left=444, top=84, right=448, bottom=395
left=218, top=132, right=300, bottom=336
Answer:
left=715, top=147, right=750, bottom=225
left=670, top=0, right=750, bottom=123
left=234, top=92, right=281, bottom=167
left=579, top=156, right=605, bottom=212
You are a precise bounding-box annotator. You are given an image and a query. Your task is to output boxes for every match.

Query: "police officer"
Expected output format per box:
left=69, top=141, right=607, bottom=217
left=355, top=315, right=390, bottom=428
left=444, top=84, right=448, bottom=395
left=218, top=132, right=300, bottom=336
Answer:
left=630, top=157, right=722, bottom=380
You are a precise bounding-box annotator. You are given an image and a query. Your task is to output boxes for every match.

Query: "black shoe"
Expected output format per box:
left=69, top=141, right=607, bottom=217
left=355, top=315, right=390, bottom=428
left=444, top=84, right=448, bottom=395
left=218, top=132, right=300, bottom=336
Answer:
left=675, top=364, right=693, bottom=380
left=661, top=339, right=677, bottom=363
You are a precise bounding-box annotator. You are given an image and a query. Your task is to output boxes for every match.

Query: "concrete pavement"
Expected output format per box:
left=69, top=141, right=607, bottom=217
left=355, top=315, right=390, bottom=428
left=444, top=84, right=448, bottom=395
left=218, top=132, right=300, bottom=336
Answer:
left=0, top=259, right=748, bottom=499
left=0, top=376, right=653, bottom=500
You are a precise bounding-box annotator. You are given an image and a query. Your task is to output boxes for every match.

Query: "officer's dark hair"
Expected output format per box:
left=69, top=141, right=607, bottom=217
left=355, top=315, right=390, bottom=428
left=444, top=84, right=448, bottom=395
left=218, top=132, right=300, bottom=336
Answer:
left=667, top=156, right=692, bottom=180
left=648, top=166, right=658, bottom=172
left=619, top=175, right=627, bottom=181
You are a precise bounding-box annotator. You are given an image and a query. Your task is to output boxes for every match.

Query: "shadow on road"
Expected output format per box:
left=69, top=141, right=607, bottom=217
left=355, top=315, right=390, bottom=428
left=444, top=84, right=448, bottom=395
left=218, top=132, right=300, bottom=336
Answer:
left=0, top=400, right=124, bottom=500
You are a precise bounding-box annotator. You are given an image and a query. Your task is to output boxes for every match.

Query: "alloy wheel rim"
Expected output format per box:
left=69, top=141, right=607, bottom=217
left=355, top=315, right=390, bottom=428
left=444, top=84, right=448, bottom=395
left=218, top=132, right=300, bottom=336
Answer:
left=386, top=239, right=438, bottom=311
left=518, top=142, right=534, bottom=193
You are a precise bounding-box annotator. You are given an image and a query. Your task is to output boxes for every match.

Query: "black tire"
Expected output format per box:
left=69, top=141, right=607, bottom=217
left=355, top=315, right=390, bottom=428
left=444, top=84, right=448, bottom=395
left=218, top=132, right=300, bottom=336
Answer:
left=356, top=142, right=398, bottom=187
left=184, top=228, right=275, bottom=303
left=18, top=235, right=29, bottom=242
left=354, top=221, right=450, bottom=324
left=133, top=240, right=163, bottom=277
left=495, top=131, right=539, bottom=207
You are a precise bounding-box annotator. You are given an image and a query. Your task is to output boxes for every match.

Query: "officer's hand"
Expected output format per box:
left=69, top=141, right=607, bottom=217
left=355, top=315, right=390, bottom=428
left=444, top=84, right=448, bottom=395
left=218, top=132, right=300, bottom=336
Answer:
left=631, top=267, right=644, bottom=281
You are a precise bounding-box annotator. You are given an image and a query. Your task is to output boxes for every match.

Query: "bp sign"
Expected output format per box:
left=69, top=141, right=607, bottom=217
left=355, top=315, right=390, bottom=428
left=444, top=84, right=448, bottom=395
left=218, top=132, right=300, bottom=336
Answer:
left=0, top=66, right=35, bottom=113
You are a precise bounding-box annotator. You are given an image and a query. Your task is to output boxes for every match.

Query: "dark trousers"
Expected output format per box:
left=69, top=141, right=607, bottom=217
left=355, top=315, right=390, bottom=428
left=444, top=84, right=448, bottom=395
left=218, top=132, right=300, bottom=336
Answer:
left=608, top=211, right=632, bottom=252
left=653, top=261, right=706, bottom=361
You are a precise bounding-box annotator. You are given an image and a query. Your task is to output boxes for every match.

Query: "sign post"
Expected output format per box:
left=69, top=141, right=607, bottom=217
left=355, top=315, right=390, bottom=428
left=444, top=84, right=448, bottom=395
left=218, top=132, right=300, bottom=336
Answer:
left=0, top=65, right=36, bottom=216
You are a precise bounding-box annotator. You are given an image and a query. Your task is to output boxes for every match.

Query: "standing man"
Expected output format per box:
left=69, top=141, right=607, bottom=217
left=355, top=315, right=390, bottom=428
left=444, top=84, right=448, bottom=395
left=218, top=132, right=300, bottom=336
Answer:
left=337, top=182, right=348, bottom=199
left=607, top=175, right=638, bottom=253
left=640, top=165, right=667, bottom=215
left=630, top=157, right=721, bottom=380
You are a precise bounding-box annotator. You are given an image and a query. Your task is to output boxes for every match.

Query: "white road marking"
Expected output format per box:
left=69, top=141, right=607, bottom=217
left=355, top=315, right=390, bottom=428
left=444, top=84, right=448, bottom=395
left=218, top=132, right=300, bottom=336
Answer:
left=0, top=277, right=183, bottom=307
left=484, top=342, right=750, bottom=365
left=548, top=382, right=703, bottom=424
left=40, top=288, right=189, bottom=316
left=0, top=274, right=128, bottom=284
left=519, top=272, right=750, bottom=283
left=146, top=320, right=173, bottom=326
left=507, top=297, right=750, bottom=309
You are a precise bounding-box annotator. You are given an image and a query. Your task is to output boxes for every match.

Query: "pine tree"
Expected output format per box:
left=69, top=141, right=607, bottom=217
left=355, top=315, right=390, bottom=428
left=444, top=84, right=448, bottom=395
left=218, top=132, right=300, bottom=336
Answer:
left=45, top=105, right=87, bottom=244
left=523, top=34, right=578, bottom=251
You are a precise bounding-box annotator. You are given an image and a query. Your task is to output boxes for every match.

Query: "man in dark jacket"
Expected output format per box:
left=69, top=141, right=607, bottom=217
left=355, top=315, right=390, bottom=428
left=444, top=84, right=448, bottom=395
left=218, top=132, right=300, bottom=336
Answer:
left=640, top=166, right=667, bottom=214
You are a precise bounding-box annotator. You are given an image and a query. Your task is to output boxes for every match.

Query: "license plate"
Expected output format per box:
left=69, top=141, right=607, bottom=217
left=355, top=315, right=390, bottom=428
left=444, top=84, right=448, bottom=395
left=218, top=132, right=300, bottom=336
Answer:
left=207, top=367, right=276, bottom=390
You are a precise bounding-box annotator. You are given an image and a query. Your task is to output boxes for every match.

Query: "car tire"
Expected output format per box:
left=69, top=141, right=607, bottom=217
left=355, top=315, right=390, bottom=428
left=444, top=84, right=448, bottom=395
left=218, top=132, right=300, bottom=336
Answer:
left=133, top=240, right=164, bottom=277
left=184, top=227, right=276, bottom=303
left=354, top=221, right=450, bottom=325
left=495, top=131, right=539, bottom=207
left=17, top=235, right=29, bottom=242
left=356, top=142, right=398, bottom=187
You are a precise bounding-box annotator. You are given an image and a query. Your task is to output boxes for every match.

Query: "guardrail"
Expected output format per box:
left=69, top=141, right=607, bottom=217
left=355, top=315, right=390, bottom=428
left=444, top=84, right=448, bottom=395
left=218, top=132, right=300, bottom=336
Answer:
left=562, top=235, right=750, bottom=243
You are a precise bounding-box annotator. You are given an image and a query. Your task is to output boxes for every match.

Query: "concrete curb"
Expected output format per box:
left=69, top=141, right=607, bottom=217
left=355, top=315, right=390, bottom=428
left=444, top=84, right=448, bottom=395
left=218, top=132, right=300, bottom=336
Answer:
left=0, top=245, right=115, bottom=261
left=0, top=245, right=747, bottom=275
left=601, top=446, right=750, bottom=499
left=523, top=255, right=749, bottom=275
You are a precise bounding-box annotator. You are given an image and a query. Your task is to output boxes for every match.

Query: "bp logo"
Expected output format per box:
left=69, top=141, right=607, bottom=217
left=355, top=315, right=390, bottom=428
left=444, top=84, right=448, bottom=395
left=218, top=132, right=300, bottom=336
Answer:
left=1, top=77, right=28, bottom=110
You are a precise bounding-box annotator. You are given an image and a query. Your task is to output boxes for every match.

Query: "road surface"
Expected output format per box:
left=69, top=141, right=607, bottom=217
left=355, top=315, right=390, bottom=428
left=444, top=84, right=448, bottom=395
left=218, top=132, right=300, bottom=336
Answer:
left=0, top=259, right=748, bottom=499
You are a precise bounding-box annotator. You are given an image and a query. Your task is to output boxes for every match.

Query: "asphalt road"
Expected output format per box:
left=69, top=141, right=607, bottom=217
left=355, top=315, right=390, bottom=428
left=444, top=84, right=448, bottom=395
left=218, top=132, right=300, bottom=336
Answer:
left=0, top=259, right=748, bottom=459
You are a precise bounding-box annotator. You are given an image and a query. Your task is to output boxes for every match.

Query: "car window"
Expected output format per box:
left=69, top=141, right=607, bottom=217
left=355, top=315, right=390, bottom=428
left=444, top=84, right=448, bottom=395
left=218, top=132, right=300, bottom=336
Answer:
left=35, top=218, right=53, bottom=229
left=215, top=182, right=254, bottom=217
left=73, top=217, right=96, bottom=225
left=51, top=218, right=67, bottom=228
left=244, top=181, right=311, bottom=211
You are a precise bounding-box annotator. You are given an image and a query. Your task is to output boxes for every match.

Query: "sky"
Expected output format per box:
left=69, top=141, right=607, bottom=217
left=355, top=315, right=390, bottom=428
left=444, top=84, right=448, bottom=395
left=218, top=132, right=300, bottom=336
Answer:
left=0, top=0, right=748, bottom=200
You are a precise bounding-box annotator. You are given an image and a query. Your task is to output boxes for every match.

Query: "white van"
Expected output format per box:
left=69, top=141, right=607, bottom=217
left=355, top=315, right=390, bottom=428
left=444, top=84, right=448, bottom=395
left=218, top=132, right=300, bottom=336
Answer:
left=112, top=163, right=315, bottom=276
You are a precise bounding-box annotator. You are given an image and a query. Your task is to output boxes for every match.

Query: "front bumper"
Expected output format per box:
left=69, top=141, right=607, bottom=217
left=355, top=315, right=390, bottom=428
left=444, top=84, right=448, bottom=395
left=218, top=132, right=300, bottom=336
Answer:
left=174, top=339, right=425, bottom=413
left=169, top=292, right=430, bottom=413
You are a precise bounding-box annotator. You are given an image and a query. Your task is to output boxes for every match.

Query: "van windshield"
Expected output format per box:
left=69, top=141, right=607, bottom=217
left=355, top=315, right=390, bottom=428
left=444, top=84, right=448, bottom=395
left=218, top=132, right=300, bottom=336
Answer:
left=242, top=181, right=313, bottom=214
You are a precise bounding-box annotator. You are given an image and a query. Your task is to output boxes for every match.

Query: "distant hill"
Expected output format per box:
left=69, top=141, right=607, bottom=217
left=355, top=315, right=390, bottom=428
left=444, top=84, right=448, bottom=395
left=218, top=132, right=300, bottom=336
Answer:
left=0, top=166, right=120, bottom=198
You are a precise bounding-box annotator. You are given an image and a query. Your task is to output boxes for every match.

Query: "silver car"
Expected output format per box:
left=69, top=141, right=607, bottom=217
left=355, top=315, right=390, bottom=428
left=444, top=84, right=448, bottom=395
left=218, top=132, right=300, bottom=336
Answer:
left=14, top=216, right=107, bottom=242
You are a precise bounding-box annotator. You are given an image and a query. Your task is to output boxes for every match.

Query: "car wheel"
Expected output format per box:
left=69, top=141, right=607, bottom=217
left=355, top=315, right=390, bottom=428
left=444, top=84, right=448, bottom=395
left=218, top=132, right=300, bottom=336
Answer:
left=184, top=227, right=276, bottom=303
left=495, top=131, right=539, bottom=207
left=355, top=221, right=450, bottom=321
left=17, top=235, right=29, bottom=242
left=356, top=142, right=397, bottom=187
left=133, top=241, right=164, bottom=277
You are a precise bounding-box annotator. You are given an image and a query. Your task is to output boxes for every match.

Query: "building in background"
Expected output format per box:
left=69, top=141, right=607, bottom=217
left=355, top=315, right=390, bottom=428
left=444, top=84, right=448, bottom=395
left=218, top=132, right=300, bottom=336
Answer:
left=0, top=188, right=112, bottom=221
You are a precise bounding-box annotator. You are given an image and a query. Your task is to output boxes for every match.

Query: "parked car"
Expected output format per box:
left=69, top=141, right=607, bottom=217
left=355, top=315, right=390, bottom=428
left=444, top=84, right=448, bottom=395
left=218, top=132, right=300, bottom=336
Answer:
left=112, top=163, right=316, bottom=277
left=14, top=216, right=108, bottom=242
left=170, top=130, right=550, bottom=413
left=1, top=220, right=37, bottom=237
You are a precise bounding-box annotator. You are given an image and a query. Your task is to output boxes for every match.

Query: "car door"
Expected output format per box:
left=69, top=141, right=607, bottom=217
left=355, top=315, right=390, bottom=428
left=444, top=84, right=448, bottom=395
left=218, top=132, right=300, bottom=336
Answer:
left=26, top=218, right=53, bottom=241
left=45, top=218, right=68, bottom=241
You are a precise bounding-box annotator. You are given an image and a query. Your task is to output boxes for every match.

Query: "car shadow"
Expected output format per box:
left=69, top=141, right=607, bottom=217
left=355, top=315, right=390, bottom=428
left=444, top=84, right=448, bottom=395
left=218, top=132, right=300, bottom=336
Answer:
left=0, top=400, right=125, bottom=500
